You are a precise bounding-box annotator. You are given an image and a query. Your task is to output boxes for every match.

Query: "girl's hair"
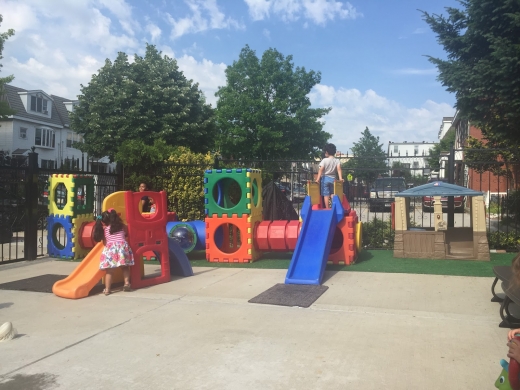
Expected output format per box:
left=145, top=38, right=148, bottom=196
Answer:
left=93, top=209, right=125, bottom=242
left=512, top=252, right=520, bottom=286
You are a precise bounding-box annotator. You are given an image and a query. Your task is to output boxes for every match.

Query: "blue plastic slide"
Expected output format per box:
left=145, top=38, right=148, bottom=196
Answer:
left=285, top=196, right=344, bottom=285
left=168, top=237, right=194, bottom=277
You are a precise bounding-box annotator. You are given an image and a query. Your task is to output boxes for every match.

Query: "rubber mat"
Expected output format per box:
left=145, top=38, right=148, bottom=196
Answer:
left=248, top=283, right=328, bottom=308
left=0, top=274, right=113, bottom=295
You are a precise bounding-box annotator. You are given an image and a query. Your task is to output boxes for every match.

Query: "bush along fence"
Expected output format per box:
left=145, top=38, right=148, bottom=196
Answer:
left=1, top=148, right=519, bottom=263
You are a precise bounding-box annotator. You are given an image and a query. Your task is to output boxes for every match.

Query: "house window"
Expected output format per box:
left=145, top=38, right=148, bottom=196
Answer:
left=19, top=128, right=27, bottom=139
left=393, top=145, right=398, bottom=153
left=30, top=95, right=49, bottom=114
left=35, top=128, right=55, bottom=148
left=413, top=161, right=419, bottom=168
left=66, top=132, right=84, bottom=148
left=414, top=145, right=419, bottom=154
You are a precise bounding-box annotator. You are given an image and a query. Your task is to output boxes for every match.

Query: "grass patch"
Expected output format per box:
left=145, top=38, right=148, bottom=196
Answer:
left=188, top=250, right=517, bottom=278
left=54, top=250, right=518, bottom=278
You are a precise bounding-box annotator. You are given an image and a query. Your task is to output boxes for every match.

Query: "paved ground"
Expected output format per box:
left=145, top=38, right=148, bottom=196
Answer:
left=0, top=258, right=513, bottom=389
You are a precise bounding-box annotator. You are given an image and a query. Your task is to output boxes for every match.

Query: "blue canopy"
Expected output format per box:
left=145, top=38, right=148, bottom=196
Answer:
left=395, top=181, right=483, bottom=197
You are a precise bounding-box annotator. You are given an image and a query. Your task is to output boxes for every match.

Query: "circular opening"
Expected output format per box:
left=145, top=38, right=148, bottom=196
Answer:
left=169, top=224, right=197, bottom=253
left=212, top=178, right=242, bottom=209
left=329, top=227, right=343, bottom=255
left=214, top=223, right=242, bottom=254
left=52, top=222, right=68, bottom=250
left=55, top=183, right=68, bottom=210
left=251, top=178, right=259, bottom=207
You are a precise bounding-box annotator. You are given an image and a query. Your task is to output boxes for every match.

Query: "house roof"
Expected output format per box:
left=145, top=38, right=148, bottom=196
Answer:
left=396, top=181, right=483, bottom=197
left=12, top=148, right=30, bottom=155
left=50, top=94, right=72, bottom=127
left=3, top=85, right=72, bottom=128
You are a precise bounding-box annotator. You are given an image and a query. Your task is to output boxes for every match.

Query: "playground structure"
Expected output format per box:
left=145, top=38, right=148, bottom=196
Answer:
left=48, top=174, right=192, bottom=299
left=203, top=169, right=361, bottom=284
left=47, top=167, right=361, bottom=296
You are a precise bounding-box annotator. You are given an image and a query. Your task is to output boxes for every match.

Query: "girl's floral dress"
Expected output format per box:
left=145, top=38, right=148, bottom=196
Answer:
left=99, top=226, right=134, bottom=269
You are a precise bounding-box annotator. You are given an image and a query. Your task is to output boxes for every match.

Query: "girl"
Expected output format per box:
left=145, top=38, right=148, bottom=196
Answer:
left=93, top=209, right=134, bottom=295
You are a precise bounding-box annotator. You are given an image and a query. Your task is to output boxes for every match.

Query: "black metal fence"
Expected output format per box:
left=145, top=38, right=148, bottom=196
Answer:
left=133, top=151, right=519, bottom=251
left=0, top=152, right=121, bottom=264
left=2, top=148, right=518, bottom=264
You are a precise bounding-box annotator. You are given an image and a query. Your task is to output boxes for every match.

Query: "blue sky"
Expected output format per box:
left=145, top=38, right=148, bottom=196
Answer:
left=0, top=0, right=460, bottom=155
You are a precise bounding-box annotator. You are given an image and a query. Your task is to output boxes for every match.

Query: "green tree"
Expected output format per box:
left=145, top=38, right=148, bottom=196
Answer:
left=0, top=14, right=15, bottom=120
left=426, top=127, right=455, bottom=170
left=422, top=1, right=520, bottom=144
left=215, top=45, right=331, bottom=160
left=343, top=127, right=387, bottom=184
left=71, top=44, right=216, bottom=161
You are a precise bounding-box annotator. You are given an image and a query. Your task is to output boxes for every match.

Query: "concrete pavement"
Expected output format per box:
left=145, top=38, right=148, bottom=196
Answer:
left=0, top=258, right=512, bottom=389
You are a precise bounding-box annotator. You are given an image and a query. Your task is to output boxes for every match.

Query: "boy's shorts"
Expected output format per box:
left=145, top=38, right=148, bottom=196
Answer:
left=321, top=176, right=335, bottom=196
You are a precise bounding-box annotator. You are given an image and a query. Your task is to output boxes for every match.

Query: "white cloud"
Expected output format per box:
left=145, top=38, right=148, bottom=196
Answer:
left=309, top=85, right=454, bottom=154
left=393, top=68, right=438, bottom=75
left=413, top=27, right=426, bottom=34
left=146, top=22, right=162, bottom=42
left=167, top=0, right=244, bottom=39
left=0, top=0, right=141, bottom=98
left=244, top=0, right=362, bottom=24
left=176, top=54, right=227, bottom=107
left=303, top=0, right=361, bottom=24
left=244, top=0, right=272, bottom=20
left=97, top=0, right=139, bottom=36
left=263, top=28, right=271, bottom=39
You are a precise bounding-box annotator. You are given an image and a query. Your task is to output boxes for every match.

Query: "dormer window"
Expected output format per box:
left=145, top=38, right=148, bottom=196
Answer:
left=31, top=94, right=49, bottom=115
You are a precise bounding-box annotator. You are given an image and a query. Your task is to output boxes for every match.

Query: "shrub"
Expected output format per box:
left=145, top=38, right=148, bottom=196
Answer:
left=163, top=147, right=214, bottom=221
left=503, top=189, right=520, bottom=223
left=362, top=216, right=394, bottom=249
left=487, top=231, right=520, bottom=251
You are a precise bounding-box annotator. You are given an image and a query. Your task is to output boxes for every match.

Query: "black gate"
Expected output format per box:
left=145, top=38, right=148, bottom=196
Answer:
left=0, top=151, right=122, bottom=264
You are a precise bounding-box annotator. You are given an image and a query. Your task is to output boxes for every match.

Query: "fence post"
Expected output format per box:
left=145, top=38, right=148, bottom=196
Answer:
left=213, top=155, right=220, bottom=169
left=24, top=148, right=39, bottom=260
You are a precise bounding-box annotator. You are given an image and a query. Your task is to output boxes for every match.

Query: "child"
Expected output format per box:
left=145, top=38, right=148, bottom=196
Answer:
left=139, top=182, right=154, bottom=213
left=93, top=209, right=134, bottom=295
left=315, top=143, right=344, bottom=209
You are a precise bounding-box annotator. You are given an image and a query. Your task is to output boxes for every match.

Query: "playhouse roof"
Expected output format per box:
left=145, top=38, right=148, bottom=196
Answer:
left=395, top=181, right=483, bottom=197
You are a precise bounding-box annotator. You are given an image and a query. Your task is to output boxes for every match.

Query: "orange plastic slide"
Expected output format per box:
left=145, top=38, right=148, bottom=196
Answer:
left=52, top=242, right=106, bottom=299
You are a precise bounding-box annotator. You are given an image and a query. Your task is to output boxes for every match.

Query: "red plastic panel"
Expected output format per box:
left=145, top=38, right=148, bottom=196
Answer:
left=255, top=221, right=270, bottom=250
left=285, top=221, right=301, bottom=250
left=125, top=191, right=170, bottom=288
left=79, top=221, right=96, bottom=249
left=268, top=220, right=288, bottom=250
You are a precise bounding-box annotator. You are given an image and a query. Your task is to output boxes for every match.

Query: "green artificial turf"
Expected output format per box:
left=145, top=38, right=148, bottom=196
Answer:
left=187, top=250, right=517, bottom=278
left=55, top=249, right=517, bottom=278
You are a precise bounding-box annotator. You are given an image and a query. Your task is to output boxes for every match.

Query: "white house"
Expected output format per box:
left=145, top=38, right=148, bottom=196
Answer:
left=0, top=84, right=111, bottom=172
left=387, top=141, right=437, bottom=176
left=438, top=116, right=454, bottom=140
